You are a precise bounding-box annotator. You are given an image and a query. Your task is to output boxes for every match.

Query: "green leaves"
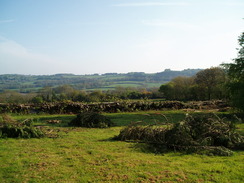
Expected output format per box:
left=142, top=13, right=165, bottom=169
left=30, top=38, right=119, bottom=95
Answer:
left=224, top=32, right=244, bottom=113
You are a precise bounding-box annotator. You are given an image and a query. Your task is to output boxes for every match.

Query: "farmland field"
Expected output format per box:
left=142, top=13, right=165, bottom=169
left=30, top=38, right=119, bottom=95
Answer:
left=0, top=111, right=243, bottom=182
left=0, top=69, right=201, bottom=93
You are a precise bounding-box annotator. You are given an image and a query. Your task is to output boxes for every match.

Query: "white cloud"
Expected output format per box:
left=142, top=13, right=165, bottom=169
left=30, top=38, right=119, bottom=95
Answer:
left=0, top=37, right=51, bottom=62
left=141, top=20, right=198, bottom=29
left=0, top=37, right=62, bottom=74
left=112, top=2, right=189, bottom=7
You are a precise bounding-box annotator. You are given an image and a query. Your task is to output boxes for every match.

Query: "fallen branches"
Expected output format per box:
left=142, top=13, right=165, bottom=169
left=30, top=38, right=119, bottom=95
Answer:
left=114, top=113, right=244, bottom=156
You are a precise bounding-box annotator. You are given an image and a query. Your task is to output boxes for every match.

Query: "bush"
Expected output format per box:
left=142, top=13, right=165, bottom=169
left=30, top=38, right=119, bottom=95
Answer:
left=69, top=112, right=114, bottom=128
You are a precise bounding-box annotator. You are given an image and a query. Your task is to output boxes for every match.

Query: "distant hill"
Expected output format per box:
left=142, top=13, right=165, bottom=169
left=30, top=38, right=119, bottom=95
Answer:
left=0, top=69, right=202, bottom=93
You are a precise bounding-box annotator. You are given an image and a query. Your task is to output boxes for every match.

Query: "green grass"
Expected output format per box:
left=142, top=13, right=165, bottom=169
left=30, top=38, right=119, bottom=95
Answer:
left=107, top=110, right=186, bottom=126
left=89, top=80, right=163, bottom=91
left=0, top=111, right=243, bottom=182
left=104, top=81, right=162, bottom=89
left=106, top=83, right=142, bottom=88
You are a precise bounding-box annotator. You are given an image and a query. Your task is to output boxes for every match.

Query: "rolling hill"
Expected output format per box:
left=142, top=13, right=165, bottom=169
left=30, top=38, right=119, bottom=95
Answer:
left=0, top=69, right=202, bottom=93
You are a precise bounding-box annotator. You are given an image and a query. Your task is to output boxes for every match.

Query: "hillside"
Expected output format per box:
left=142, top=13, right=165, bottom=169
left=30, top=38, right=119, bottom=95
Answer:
left=0, top=69, right=201, bottom=93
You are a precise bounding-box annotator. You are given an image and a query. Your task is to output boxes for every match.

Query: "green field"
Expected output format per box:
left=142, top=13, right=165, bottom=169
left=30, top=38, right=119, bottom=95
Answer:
left=0, top=69, right=201, bottom=93
left=0, top=111, right=243, bottom=182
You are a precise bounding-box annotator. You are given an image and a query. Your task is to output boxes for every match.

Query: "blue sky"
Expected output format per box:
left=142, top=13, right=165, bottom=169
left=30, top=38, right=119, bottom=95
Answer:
left=0, top=0, right=243, bottom=75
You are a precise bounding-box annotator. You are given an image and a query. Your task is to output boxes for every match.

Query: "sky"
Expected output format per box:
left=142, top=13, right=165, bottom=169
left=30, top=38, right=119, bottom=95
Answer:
left=0, top=0, right=243, bottom=75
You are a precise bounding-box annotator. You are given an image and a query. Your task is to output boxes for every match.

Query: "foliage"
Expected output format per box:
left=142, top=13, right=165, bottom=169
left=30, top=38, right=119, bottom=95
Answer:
left=115, top=113, right=244, bottom=156
left=159, top=67, right=227, bottom=101
left=0, top=85, right=162, bottom=103
left=195, top=67, right=226, bottom=100
left=223, top=32, right=244, bottom=113
left=0, top=115, right=44, bottom=138
left=69, top=112, right=114, bottom=128
left=0, top=91, right=36, bottom=104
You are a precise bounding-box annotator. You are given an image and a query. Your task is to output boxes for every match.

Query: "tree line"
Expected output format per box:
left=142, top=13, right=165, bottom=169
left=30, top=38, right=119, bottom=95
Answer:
left=0, top=86, right=163, bottom=104
left=159, top=67, right=226, bottom=101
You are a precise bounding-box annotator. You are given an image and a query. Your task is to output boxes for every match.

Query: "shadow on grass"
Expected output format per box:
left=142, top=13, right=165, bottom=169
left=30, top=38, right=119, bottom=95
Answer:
left=32, top=115, right=76, bottom=127
left=132, top=143, right=173, bottom=155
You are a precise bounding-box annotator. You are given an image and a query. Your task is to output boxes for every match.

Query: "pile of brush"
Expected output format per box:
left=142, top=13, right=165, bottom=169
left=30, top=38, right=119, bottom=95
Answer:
left=69, top=112, right=114, bottom=128
left=0, top=114, right=44, bottom=138
left=114, top=113, right=244, bottom=156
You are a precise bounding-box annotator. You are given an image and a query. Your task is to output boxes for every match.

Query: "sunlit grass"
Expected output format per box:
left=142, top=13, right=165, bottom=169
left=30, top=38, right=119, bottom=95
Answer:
left=0, top=111, right=243, bottom=182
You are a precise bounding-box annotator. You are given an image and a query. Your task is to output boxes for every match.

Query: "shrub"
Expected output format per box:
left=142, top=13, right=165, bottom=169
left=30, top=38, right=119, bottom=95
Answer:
left=69, top=112, right=114, bottom=128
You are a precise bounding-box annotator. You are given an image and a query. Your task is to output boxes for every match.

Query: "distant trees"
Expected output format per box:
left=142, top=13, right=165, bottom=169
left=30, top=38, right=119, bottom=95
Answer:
left=159, top=32, right=244, bottom=106
left=223, top=32, right=244, bottom=112
left=195, top=67, right=226, bottom=100
left=159, top=84, right=174, bottom=100
left=32, top=86, right=85, bottom=103
left=0, top=85, right=161, bottom=104
left=159, top=67, right=227, bottom=101
left=159, top=76, right=195, bottom=101
left=28, top=68, right=228, bottom=103
left=29, top=85, right=157, bottom=103
left=0, top=91, right=35, bottom=103
left=0, top=69, right=201, bottom=93
left=108, top=87, right=156, bottom=100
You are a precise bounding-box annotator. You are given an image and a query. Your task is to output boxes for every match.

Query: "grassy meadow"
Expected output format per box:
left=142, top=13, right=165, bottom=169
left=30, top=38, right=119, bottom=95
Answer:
left=0, top=111, right=244, bottom=182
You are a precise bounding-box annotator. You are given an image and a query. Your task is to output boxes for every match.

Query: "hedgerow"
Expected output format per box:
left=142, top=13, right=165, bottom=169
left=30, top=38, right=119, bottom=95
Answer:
left=0, top=100, right=228, bottom=114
